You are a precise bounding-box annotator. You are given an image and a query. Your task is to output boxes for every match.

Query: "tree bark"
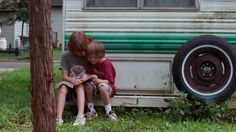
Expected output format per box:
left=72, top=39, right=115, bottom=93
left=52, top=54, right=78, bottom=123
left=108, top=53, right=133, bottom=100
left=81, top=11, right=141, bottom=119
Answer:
left=29, top=0, right=56, bottom=131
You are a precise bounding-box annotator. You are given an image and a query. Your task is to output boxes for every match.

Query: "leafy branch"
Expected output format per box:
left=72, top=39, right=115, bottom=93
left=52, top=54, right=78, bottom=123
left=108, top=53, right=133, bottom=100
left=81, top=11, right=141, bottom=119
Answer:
left=0, top=0, right=28, bottom=27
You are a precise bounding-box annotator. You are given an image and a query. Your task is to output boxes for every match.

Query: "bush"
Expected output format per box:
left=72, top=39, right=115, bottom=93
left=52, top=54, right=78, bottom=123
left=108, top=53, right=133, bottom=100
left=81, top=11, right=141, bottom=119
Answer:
left=164, top=92, right=236, bottom=123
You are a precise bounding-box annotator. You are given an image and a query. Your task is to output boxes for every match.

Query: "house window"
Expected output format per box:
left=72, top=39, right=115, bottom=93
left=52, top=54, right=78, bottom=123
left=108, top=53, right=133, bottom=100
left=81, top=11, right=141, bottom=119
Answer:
left=84, top=0, right=198, bottom=10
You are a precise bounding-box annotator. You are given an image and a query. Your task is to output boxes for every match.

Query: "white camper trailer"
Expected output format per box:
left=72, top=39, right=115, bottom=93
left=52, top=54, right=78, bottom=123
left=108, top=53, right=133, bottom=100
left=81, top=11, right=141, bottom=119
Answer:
left=63, top=0, right=236, bottom=107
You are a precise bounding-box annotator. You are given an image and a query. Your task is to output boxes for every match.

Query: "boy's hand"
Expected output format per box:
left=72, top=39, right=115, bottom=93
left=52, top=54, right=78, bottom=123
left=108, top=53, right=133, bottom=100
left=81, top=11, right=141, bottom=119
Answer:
left=91, top=75, right=100, bottom=84
left=91, top=75, right=98, bottom=80
left=80, top=74, right=87, bottom=82
left=70, top=78, right=82, bottom=86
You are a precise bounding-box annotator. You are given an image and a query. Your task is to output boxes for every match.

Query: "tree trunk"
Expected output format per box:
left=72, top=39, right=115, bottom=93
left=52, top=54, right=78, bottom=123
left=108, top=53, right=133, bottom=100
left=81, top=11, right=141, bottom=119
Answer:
left=29, top=0, right=56, bottom=131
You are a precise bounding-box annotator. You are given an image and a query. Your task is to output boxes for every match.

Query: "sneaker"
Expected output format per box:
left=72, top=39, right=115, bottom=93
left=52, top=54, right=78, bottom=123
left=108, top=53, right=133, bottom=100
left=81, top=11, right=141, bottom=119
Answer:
left=73, top=115, right=86, bottom=126
left=56, top=118, right=63, bottom=125
left=106, top=111, right=118, bottom=121
left=85, top=110, right=98, bottom=119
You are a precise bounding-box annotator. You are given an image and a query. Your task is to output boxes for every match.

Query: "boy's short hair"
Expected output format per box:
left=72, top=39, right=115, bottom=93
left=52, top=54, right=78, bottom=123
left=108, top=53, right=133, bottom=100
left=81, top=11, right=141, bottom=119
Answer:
left=67, top=31, right=88, bottom=55
left=86, top=42, right=105, bottom=58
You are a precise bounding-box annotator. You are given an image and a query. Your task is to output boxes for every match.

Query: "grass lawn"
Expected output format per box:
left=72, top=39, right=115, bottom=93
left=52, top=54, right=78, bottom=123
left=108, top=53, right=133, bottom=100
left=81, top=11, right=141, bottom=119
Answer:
left=0, top=68, right=236, bottom=131
left=0, top=48, right=62, bottom=61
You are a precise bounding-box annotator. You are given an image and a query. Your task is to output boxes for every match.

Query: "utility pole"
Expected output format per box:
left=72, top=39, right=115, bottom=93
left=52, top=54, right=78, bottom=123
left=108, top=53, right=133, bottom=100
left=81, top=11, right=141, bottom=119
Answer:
left=29, top=0, right=56, bottom=131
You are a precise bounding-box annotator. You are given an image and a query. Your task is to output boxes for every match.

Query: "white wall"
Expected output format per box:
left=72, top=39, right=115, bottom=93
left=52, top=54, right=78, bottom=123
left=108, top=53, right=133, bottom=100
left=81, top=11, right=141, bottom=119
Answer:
left=51, top=7, right=63, bottom=47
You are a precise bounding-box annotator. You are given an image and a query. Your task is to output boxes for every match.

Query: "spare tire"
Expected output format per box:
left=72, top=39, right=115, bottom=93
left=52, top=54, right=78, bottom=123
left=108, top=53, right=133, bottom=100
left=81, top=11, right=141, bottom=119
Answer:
left=172, top=35, right=236, bottom=103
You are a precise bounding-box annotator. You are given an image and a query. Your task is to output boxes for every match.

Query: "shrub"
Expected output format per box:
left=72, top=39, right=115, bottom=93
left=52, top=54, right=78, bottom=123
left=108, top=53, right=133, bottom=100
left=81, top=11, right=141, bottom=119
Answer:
left=164, top=92, right=236, bottom=123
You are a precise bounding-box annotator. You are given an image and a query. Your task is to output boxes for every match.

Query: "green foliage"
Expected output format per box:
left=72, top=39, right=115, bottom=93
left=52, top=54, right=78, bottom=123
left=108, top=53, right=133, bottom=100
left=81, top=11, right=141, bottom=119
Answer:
left=16, top=0, right=28, bottom=22
left=164, top=93, right=192, bottom=121
left=53, top=48, right=62, bottom=60
left=0, top=0, right=17, bottom=11
left=0, top=0, right=29, bottom=26
left=0, top=68, right=32, bottom=130
left=164, top=92, right=236, bottom=122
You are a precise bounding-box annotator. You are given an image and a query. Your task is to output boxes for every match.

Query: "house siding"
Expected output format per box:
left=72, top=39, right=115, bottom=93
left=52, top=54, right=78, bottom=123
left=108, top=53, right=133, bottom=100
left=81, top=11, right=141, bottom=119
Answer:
left=1, top=3, right=63, bottom=49
left=14, top=21, right=29, bottom=48
left=0, top=12, right=14, bottom=48
left=51, top=7, right=63, bottom=46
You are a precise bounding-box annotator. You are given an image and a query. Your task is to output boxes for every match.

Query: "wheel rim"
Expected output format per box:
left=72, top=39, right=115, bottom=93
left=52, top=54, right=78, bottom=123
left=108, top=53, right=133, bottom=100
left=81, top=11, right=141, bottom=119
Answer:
left=182, top=45, right=233, bottom=96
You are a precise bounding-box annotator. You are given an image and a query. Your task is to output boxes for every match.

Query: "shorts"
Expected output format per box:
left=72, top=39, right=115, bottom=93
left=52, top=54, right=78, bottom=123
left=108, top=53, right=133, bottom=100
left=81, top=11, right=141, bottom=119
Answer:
left=84, top=81, right=113, bottom=96
left=58, top=84, right=77, bottom=101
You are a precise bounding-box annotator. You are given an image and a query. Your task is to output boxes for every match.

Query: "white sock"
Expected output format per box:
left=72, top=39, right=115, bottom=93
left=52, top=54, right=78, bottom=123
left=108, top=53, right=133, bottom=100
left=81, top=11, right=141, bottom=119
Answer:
left=87, top=102, right=95, bottom=112
left=104, top=103, right=112, bottom=115
left=76, top=114, right=84, bottom=118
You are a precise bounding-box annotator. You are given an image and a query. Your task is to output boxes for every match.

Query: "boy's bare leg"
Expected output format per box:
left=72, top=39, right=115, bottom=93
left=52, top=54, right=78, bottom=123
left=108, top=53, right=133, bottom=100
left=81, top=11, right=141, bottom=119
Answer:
left=73, top=84, right=86, bottom=126
left=85, top=86, right=94, bottom=103
left=84, top=84, right=98, bottom=119
left=99, top=86, right=110, bottom=105
left=99, top=86, right=117, bottom=120
left=57, top=85, right=68, bottom=119
left=75, top=84, right=85, bottom=116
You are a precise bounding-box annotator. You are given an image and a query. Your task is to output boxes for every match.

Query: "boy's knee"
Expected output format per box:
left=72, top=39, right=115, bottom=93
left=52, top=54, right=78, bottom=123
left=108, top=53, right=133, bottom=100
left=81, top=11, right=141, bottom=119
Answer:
left=59, top=85, right=68, bottom=94
left=98, top=83, right=113, bottom=96
left=98, top=86, right=107, bottom=93
left=84, top=82, right=95, bottom=91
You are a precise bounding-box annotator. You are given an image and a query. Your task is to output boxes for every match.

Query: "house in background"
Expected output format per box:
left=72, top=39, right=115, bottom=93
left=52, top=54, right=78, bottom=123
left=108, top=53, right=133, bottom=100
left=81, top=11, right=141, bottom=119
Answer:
left=0, top=1, right=17, bottom=48
left=51, top=0, right=63, bottom=48
left=0, top=0, right=63, bottom=49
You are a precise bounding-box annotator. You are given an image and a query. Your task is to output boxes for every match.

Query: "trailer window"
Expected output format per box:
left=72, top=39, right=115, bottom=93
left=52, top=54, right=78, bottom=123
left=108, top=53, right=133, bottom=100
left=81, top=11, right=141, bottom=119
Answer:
left=143, top=0, right=196, bottom=8
left=84, top=0, right=198, bottom=10
left=85, top=0, right=138, bottom=9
